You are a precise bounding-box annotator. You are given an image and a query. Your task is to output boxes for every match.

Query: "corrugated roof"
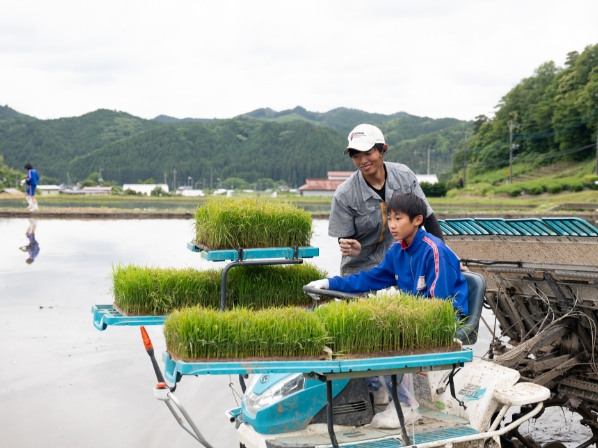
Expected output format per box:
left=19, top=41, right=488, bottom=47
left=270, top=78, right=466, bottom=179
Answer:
left=299, top=179, right=345, bottom=191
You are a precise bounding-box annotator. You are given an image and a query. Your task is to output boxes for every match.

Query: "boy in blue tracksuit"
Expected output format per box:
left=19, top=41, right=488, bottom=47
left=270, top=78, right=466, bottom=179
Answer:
left=23, top=163, right=40, bottom=211
left=308, top=193, right=468, bottom=316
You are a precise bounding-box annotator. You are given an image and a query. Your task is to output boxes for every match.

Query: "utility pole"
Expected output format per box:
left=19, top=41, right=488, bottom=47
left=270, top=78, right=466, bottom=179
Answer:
left=173, top=169, right=177, bottom=192
left=508, top=120, right=520, bottom=184
left=427, top=147, right=433, bottom=175
left=210, top=167, right=213, bottom=191
left=67, top=171, right=70, bottom=187
left=463, top=140, right=467, bottom=188
left=164, top=172, right=167, bottom=186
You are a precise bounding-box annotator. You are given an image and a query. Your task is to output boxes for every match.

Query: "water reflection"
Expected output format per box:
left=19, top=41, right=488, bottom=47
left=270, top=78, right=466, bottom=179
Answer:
left=19, top=218, right=40, bottom=264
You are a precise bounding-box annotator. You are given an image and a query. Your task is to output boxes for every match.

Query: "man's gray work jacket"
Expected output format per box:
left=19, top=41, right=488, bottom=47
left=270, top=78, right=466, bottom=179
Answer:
left=328, top=162, right=434, bottom=277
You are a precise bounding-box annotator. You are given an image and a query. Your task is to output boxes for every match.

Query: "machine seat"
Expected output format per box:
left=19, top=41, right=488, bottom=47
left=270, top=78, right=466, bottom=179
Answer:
left=455, top=271, right=486, bottom=345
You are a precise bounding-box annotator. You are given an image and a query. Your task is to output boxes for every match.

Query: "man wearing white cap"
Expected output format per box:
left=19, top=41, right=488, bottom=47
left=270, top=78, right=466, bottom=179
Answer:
left=329, top=124, right=444, bottom=276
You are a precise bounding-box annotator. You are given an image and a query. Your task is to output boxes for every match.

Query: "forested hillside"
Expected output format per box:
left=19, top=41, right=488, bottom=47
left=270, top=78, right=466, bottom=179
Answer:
left=0, top=108, right=160, bottom=180
left=0, top=104, right=470, bottom=186
left=68, top=120, right=349, bottom=187
left=456, top=43, right=598, bottom=180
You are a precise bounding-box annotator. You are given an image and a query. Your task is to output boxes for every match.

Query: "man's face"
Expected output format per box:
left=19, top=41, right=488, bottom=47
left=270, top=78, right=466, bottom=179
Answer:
left=388, top=210, right=423, bottom=243
left=350, top=148, right=384, bottom=176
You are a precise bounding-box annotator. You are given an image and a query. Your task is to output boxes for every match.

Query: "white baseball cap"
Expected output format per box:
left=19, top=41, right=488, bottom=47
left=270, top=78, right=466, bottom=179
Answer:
left=344, top=124, right=386, bottom=155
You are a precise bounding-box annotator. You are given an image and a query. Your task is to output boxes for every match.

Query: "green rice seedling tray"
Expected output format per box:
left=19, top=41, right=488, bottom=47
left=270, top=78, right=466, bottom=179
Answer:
left=92, top=304, right=165, bottom=331
left=162, top=348, right=473, bottom=383
left=187, top=242, right=319, bottom=261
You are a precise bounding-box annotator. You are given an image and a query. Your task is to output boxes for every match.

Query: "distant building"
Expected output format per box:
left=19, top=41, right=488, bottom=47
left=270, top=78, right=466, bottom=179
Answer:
left=122, top=184, right=169, bottom=195
left=35, top=185, right=61, bottom=196
left=299, top=171, right=439, bottom=196
left=82, top=186, right=112, bottom=195
left=61, top=186, right=112, bottom=195
left=180, top=189, right=205, bottom=197
left=416, top=174, right=439, bottom=185
left=299, top=171, right=354, bottom=197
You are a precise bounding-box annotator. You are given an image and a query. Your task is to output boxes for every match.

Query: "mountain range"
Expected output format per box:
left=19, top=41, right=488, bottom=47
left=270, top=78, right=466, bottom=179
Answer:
left=0, top=105, right=471, bottom=187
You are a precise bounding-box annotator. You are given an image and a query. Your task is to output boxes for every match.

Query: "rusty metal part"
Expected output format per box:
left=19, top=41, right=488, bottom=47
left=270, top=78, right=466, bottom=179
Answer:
left=558, top=378, right=598, bottom=403
left=531, top=352, right=586, bottom=385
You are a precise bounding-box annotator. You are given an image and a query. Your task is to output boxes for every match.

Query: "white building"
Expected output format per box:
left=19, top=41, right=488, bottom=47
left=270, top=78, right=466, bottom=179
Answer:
left=36, top=185, right=61, bottom=196
left=415, top=174, right=439, bottom=185
left=180, top=189, right=205, bottom=197
left=122, top=184, right=170, bottom=195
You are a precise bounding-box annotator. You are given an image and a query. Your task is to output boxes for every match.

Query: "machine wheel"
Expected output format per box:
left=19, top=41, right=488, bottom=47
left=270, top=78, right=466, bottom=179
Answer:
left=541, top=443, right=566, bottom=448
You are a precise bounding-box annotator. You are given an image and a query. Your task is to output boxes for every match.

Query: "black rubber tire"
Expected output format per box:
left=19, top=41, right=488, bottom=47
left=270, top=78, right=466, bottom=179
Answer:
left=541, top=442, right=566, bottom=448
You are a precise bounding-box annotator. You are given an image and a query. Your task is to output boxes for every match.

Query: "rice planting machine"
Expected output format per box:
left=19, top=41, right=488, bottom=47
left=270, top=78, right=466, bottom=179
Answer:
left=93, top=231, right=587, bottom=448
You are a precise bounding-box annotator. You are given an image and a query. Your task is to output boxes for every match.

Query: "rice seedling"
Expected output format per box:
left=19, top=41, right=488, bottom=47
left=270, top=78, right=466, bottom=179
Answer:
left=111, top=263, right=327, bottom=315
left=164, top=306, right=330, bottom=360
left=163, top=293, right=462, bottom=361
left=194, top=197, right=312, bottom=249
left=314, top=293, right=461, bottom=354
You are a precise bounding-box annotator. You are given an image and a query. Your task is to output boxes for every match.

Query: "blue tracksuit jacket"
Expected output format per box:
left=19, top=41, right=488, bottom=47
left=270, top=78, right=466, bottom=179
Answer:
left=328, top=228, right=469, bottom=316
left=26, top=169, right=39, bottom=186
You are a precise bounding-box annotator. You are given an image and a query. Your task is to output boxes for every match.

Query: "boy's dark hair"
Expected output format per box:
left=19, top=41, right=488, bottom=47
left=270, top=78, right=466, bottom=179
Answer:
left=347, top=143, right=387, bottom=158
left=24, top=163, right=33, bottom=170
left=387, top=193, right=427, bottom=225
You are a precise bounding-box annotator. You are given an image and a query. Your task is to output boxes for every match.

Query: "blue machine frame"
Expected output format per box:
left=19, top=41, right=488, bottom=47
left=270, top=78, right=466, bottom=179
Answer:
left=162, top=349, right=473, bottom=383
left=92, top=304, right=165, bottom=331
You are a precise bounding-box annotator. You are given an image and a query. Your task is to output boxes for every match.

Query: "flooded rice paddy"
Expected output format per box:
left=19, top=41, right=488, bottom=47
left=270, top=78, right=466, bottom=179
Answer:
left=0, top=218, right=588, bottom=447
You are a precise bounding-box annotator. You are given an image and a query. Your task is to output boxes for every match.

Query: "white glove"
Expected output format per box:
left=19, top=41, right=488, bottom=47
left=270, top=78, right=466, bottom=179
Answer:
left=306, top=279, right=329, bottom=290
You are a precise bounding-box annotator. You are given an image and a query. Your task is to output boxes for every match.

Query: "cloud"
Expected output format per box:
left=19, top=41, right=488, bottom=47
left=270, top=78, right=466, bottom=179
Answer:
left=0, top=0, right=597, bottom=120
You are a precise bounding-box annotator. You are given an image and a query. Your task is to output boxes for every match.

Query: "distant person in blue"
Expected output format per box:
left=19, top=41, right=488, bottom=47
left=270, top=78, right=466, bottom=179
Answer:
left=20, top=219, right=40, bottom=264
left=307, top=193, right=469, bottom=316
left=22, top=163, right=40, bottom=211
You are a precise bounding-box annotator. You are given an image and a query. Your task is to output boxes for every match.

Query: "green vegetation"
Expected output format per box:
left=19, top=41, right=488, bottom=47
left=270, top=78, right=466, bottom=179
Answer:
left=165, top=306, right=329, bottom=360
left=111, top=263, right=327, bottom=315
left=314, top=294, right=459, bottom=354
left=164, top=294, right=460, bottom=360
left=454, top=43, right=598, bottom=181
left=194, top=197, right=312, bottom=249
left=0, top=104, right=470, bottom=187
left=0, top=155, right=22, bottom=189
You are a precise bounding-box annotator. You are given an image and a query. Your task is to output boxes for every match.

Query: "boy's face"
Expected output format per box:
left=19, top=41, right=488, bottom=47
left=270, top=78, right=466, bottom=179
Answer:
left=388, top=210, right=423, bottom=244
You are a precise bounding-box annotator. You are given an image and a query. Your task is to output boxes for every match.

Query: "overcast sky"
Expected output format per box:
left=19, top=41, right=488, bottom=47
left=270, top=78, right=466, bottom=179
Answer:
left=2, top=0, right=597, bottom=122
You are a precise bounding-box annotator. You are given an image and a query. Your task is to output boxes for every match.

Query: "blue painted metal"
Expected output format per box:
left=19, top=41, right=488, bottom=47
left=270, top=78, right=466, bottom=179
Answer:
left=444, top=219, right=489, bottom=236
left=186, top=241, right=200, bottom=252
left=91, top=304, right=166, bottom=331
left=474, top=218, right=520, bottom=236
left=338, top=350, right=472, bottom=373
left=412, top=426, right=479, bottom=444
left=438, top=221, right=458, bottom=236
left=439, top=217, right=598, bottom=237
left=161, top=349, right=473, bottom=382
left=507, top=219, right=556, bottom=236
left=242, top=377, right=349, bottom=434
left=187, top=243, right=319, bottom=261
left=543, top=217, right=598, bottom=237
left=227, top=407, right=242, bottom=420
